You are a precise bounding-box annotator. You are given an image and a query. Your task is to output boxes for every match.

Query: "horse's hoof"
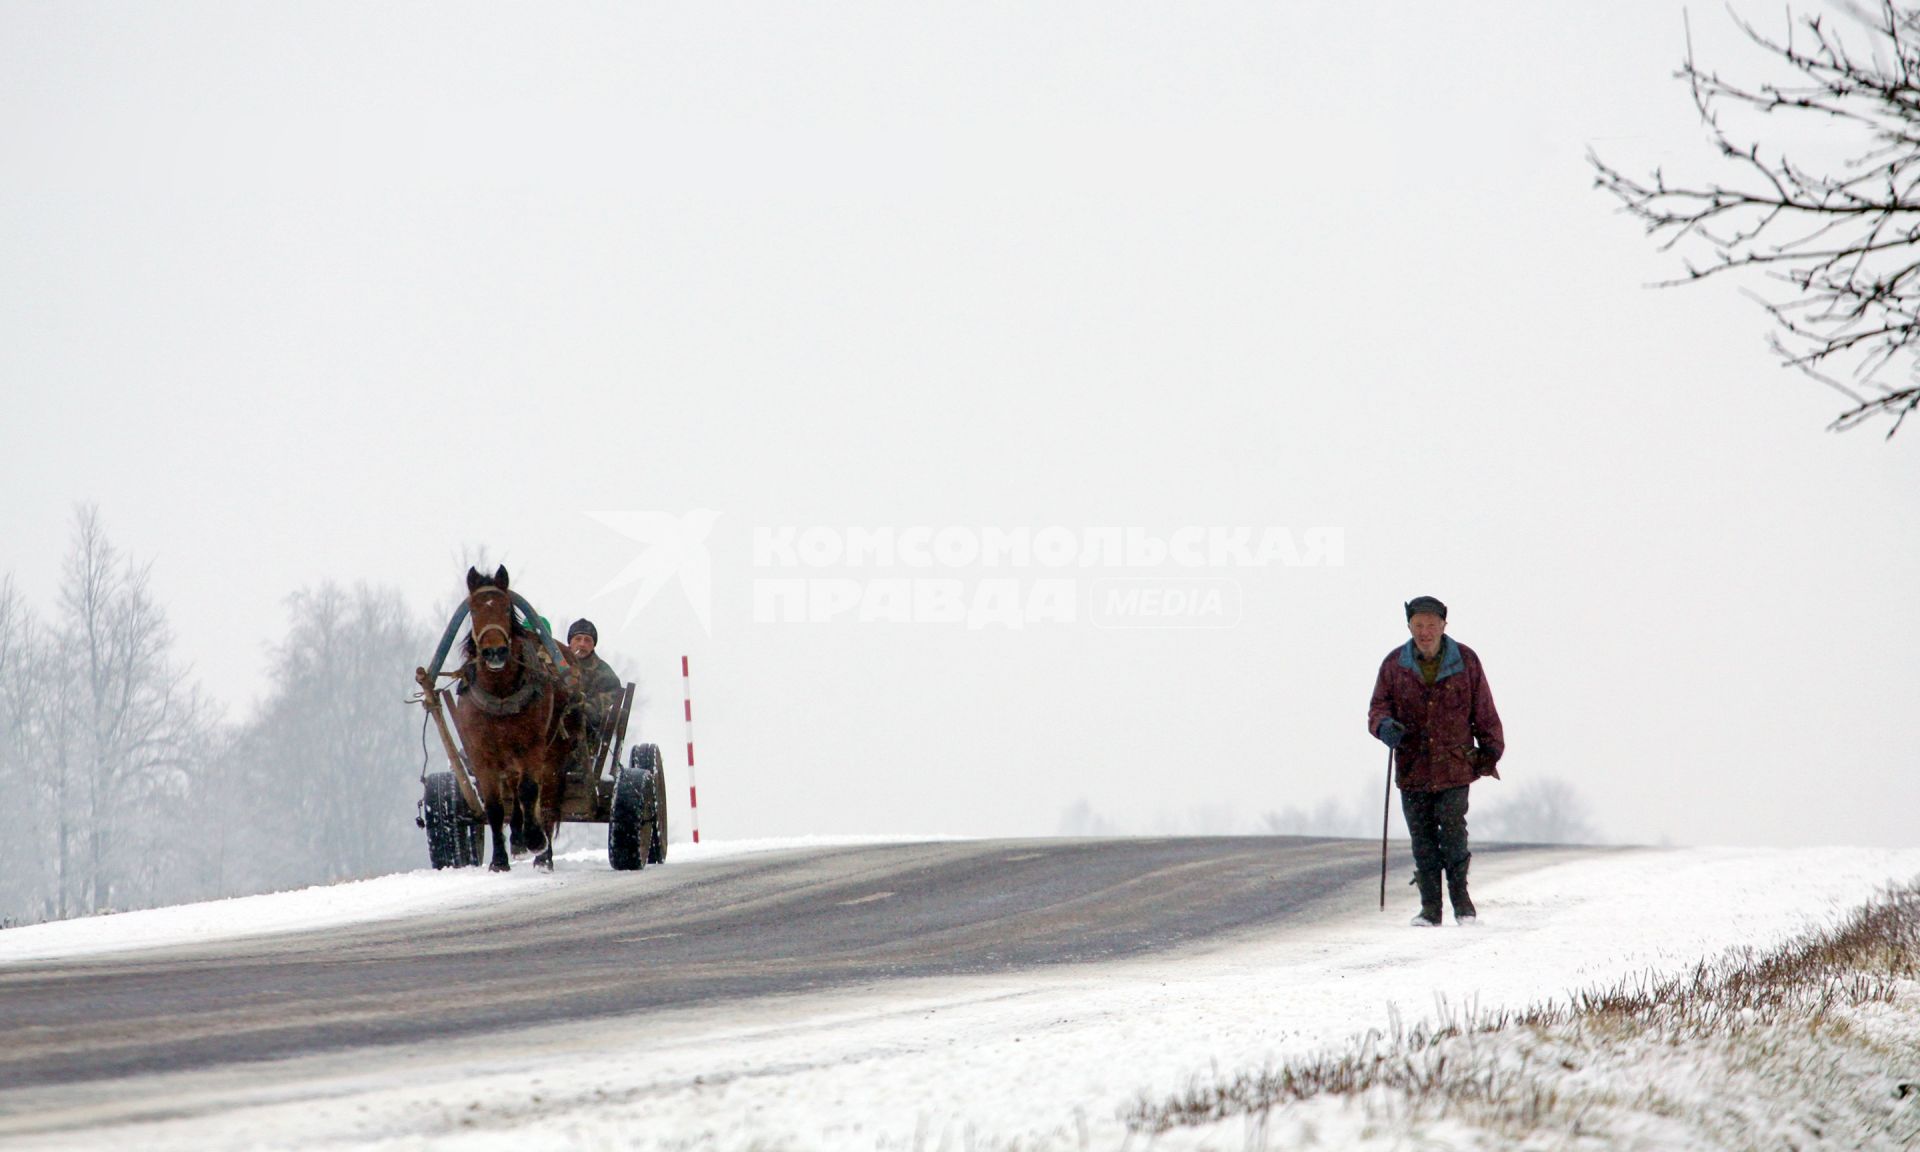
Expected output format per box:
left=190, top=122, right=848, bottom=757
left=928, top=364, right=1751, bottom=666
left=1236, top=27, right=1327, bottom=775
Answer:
left=490, top=860, right=511, bottom=873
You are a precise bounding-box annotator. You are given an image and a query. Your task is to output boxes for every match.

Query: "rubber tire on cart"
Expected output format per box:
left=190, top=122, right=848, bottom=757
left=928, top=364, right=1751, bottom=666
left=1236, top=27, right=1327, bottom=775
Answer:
left=457, top=807, right=482, bottom=866
left=647, top=756, right=669, bottom=865
left=424, top=771, right=482, bottom=869
left=608, top=743, right=662, bottom=871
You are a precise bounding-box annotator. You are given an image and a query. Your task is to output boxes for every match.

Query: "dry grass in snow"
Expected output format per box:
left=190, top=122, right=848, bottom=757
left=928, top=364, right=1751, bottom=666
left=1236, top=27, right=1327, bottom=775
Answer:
left=1130, top=882, right=1920, bottom=1150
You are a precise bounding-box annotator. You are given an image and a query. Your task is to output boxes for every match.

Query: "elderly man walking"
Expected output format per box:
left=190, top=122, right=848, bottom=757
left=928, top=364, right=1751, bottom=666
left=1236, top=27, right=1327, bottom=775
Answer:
left=1368, top=596, right=1505, bottom=926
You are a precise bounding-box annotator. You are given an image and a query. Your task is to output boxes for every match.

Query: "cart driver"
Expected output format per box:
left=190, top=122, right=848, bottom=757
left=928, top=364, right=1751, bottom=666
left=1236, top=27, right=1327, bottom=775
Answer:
left=565, top=618, right=624, bottom=738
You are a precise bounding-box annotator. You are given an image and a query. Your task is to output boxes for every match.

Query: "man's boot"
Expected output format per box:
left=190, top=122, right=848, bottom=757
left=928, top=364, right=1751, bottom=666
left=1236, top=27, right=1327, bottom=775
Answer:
left=1446, top=859, right=1477, bottom=925
left=1410, top=870, right=1443, bottom=927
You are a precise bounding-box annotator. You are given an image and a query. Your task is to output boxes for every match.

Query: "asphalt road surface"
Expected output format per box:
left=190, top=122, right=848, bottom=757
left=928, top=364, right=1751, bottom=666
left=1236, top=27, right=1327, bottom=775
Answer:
left=0, top=837, right=1573, bottom=1097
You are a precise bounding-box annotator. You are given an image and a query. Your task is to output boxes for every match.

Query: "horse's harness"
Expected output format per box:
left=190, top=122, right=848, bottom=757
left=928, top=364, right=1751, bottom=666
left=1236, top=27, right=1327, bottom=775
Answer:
left=461, top=590, right=560, bottom=719
left=461, top=647, right=597, bottom=753
left=460, top=638, right=554, bottom=717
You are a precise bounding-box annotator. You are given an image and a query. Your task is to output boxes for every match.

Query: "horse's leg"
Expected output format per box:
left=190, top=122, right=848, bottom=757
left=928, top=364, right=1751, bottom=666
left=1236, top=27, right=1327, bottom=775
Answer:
left=508, top=781, right=531, bottom=857
left=541, top=768, right=564, bottom=869
left=528, top=788, right=561, bottom=872
left=520, top=773, right=548, bottom=856
left=483, top=784, right=511, bottom=873
left=518, top=762, right=553, bottom=871
left=534, top=806, right=559, bottom=871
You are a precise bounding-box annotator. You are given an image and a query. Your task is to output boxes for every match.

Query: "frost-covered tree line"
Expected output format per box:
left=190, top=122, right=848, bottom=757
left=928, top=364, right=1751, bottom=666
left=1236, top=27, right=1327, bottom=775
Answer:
left=1261, top=778, right=1599, bottom=845
left=0, top=507, right=428, bottom=927
left=1059, top=778, right=1602, bottom=842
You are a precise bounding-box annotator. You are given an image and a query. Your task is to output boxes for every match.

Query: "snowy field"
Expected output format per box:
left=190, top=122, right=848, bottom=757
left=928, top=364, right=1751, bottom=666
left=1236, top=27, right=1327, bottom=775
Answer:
left=4, top=840, right=1918, bottom=1150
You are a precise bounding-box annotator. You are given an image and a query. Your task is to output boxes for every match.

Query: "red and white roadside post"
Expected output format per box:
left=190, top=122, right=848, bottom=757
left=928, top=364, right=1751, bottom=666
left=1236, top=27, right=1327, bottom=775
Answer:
left=681, top=654, right=701, bottom=844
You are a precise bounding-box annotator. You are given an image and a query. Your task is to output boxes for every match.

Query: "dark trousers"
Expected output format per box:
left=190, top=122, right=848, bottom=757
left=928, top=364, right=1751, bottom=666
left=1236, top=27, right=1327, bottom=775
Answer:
left=1401, top=785, right=1471, bottom=879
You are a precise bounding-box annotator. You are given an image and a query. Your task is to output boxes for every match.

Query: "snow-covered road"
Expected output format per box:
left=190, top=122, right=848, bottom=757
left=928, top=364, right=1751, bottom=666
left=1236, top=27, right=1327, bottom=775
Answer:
left=1, top=839, right=1914, bottom=1151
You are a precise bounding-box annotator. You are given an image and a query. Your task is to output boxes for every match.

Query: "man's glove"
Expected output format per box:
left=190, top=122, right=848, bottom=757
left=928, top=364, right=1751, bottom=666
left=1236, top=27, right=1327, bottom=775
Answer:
left=1472, top=743, right=1503, bottom=778
left=1376, top=718, right=1408, bottom=749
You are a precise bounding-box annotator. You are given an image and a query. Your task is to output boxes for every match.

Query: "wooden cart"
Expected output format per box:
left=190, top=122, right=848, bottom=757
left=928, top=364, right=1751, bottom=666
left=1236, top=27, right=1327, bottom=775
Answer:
left=414, top=677, right=668, bottom=871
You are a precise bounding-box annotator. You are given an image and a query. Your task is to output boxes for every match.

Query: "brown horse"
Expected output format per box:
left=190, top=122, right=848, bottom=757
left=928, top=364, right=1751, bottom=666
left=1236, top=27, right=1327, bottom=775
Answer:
left=452, top=566, right=569, bottom=871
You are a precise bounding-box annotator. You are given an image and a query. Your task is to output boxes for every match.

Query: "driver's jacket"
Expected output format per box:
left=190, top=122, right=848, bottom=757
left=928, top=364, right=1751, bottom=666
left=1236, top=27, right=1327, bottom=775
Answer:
left=569, top=652, right=624, bottom=728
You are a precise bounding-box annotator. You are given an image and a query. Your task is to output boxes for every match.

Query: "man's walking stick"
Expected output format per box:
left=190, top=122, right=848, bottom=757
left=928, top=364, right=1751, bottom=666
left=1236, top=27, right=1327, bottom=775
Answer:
left=1380, top=745, right=1393, bottom=910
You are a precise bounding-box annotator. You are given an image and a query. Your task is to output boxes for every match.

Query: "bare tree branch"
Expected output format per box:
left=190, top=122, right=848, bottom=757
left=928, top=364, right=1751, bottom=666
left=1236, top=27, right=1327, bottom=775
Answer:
left=1595, top=1, right=1920, bottom=437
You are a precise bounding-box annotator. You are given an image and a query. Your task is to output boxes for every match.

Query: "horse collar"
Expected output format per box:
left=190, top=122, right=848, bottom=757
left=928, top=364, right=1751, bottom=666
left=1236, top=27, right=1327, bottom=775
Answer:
left=467, top=677, right=544, bottom=717
left=463, top=639, right=548, bottom=716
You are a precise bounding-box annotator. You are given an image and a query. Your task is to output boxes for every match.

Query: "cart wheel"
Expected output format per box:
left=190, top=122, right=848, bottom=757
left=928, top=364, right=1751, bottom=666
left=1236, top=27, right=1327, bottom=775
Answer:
left=609, top=743, right=662, bottom=871
left=457, top=811, right=483, bottom=868
left=647, top=757, right=669, bottom=865
left=424, top=772, right=474, bottom=870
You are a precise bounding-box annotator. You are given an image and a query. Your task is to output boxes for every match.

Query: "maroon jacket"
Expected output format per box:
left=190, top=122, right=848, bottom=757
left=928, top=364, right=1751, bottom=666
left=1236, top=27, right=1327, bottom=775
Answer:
left=1367, top=637, right=1504, bottom=792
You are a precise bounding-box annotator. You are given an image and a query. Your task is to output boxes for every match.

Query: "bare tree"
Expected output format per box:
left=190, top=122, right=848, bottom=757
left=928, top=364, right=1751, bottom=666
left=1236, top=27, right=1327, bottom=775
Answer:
left=1056, top=798, right=1121, bottom=836
left=232, top=582, right=427, bottom=888
left=54, top=505, right=213, bottom=914
left=0, top=577, right=50, bottom=925
left=0, top=593, right=79, bottom=923
left=1476, top=777, right=1600, bottom=845
left=1260, top=784, right=1380, bottom=839
left=1592, top=2, right=1920, bottom=437
left=1, top=519, right=438, bottom=924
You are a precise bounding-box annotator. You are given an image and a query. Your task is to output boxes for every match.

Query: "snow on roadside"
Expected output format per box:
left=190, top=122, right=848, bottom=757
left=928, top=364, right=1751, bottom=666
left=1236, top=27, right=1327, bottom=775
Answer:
left=0, top=868, right=558, bottom=964
left=1147, top=897, right=1920, bottom=1150
left=10, top=843, right=1917, bottom=1151
left=0, top=834, right=959, bottom=964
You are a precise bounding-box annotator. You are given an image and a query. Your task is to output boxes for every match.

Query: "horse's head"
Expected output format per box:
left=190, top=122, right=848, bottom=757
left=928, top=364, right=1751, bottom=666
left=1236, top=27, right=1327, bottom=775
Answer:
left=465, top=565, right=519, bottom=672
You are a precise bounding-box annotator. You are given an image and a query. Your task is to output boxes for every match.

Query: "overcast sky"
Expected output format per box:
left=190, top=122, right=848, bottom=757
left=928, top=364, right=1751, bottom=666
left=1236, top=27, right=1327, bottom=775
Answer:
left=3, top=1, right=1915, bottom=850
